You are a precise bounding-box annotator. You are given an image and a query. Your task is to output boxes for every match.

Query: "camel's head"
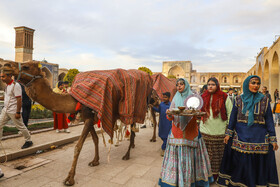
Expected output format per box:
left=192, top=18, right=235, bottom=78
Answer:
left=1, top=61, right=20, bottom=75
left=149, top=89, right=160, bottom=106
left=8, top=61, right=45, bottom=86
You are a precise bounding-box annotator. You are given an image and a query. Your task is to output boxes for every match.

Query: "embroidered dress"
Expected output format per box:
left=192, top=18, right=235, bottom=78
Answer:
left=200, top=80, right=233, bottom=175
left=159, top=78, right=213, bottom=187
left=217, top=77, right=279, bottom=187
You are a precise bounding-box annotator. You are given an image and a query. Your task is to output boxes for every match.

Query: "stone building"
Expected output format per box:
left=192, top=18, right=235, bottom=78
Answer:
left=162, top=61, right=246, bottom=93
left=0, top=26, right=68, bottom=89
left=246, top=36, right=280, bottom=101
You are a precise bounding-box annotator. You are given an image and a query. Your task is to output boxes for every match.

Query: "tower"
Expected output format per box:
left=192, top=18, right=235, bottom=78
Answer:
left=14, top=26, right=35, bottom=62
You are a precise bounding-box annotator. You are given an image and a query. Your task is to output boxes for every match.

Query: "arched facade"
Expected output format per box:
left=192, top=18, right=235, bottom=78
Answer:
left=271, top=52, right=279, bottom=96
left=233, top=76, right=239, bottom=84
left=257, top=63, right=262, bottom=78
left=263, top=60, right=269, bottom=87
left=248, top=37, right=280, bottom=101
left=58, top=72, right=66, bottom=81
left=162, top=61, right=192, bottom=82
left=168, top=65, right=185, bottom=79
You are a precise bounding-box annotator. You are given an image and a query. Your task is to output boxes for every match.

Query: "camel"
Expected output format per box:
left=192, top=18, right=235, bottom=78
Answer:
left=3, top=61, right=155, bottom=186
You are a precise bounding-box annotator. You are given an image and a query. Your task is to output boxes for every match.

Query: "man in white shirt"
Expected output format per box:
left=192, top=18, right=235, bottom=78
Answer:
left=0, top=71, right=33, bottom=149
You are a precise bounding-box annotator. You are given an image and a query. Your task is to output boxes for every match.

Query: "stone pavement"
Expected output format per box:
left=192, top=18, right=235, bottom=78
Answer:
left=0, top=125, right=279, bottom=187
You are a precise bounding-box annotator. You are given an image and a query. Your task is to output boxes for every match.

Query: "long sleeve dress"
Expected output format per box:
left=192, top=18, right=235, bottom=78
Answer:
left=217, top=96, right=279, bottom=186
left=159, top=100, right=214, bottom=187
left=200, top=96, right=232, bottom=175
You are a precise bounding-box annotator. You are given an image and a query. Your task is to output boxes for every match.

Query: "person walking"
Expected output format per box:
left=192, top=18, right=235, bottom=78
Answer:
left=152, top=92, right=172, bottom=156
left=158, top=78, right=213, bottom=187
left=274, top=88, right=279, bottom=102
left=273, top=98, right=280, bottom=126
left=200, top=77, right=233, bottom=180
left=262, top=86, right=272, bottom=103
left=227, top=88, right=235, bottom=103
left=53, top=81, right=70, bottom=133
left=20, top=84, right=32, bottom=128
left=0, top=71, right=33, bottom=149
left=217, top=75, right=279, bottom=186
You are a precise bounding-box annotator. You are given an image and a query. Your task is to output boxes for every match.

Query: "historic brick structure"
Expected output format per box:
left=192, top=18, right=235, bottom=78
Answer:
left=0, top=26, right=67, bottom=88
left=162, top=61, right=246, bottom=93
left=246, top=36, right=280, bottom=102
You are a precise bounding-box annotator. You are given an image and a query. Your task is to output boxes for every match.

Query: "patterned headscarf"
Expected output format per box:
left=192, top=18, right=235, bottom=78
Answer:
left=172, top=78, right=192, bottom=107
left=241, top=75, right=264, bottom=126
left=171, top=78, right=193, bottom=129
left=201, top=77, right=228, bottom=123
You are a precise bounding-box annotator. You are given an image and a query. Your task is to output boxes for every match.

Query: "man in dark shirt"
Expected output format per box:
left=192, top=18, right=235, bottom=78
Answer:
left=262, top=86, right=272, bottom=103
left=21, top=85, right=32, bottom=128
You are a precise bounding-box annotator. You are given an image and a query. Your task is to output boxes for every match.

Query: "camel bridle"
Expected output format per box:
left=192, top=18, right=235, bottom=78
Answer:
left=16, top=63, right=43, bottom=87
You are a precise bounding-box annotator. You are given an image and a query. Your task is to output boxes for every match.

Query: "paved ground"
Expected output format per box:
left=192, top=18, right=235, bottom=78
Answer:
left=0, top=125, right=279, bottom=187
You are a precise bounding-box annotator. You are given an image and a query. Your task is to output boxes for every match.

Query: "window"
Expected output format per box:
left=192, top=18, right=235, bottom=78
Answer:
left=235, top=77, right=239, bottom=83
left=224, top=77, right=227, bottom=83
left=202, top=77, right=206, bottom=83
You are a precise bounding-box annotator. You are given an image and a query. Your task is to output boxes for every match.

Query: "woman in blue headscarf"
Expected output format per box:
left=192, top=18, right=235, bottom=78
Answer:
left=159, top=78, right=213, bottom=187
left=217, top=75, right=279, bottom=186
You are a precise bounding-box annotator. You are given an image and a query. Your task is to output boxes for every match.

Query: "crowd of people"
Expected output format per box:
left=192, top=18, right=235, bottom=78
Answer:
left=157, top=76, right=279, bottom=187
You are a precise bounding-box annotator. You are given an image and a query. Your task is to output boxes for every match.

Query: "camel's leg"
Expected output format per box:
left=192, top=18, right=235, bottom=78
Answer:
left=122, top=123, right=136, bottom=160
left=64, top=120, right=91, bottom=186
left=120, top=123, right=124, bottom=141
left=115, top=126, right=120, bottom=147
left=88, top=127, right=100, bottom=167
left=150, top=109, right=157, bottom=142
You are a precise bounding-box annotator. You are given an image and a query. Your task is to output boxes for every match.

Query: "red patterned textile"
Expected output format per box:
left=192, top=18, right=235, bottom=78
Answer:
left=151, top=73, right=177, bottom=100
left=70, top=69, right=153, bottom=138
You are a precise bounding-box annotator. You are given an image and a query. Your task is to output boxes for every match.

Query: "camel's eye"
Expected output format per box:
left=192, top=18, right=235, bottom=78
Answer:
left=22, top=66, right=29, bottom=70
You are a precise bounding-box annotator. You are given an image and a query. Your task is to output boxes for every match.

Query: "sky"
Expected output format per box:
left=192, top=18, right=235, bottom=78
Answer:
left=0, top=0, right=280, bottom=73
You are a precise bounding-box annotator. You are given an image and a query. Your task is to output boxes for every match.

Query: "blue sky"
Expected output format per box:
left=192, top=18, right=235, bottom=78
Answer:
left=0, top=0, right=280, bottom=72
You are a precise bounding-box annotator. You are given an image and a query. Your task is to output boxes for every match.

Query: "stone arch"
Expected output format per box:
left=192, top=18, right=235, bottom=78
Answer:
left=257, top=63, right=262, bottom=78
left=233, top=76, right=239, bottom=84
left=168, top=65, right=185, bottom=79
left=222, top=76, right=228, bottom=83
left=58, top=72, right=66, bottom=81
left=200, top=76, right=207, bottom=84
left=263, top=60, right=269, bottom=88
left=271, top=51, right=279, bottom=101
left=42, top=67, right=53, bottom=87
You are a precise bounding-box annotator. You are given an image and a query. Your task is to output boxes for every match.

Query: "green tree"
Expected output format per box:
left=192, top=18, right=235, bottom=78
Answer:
left=138, top=67, right=153, bottom=75
left=167, top=75, right=176, bottom=79
left=63, top=69, right=80, bottom=86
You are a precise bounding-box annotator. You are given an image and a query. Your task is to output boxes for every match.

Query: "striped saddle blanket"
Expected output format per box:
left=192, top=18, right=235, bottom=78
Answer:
left=151, top=73, right=177, bottom=100
left=69, top=69, right=153, bottom=138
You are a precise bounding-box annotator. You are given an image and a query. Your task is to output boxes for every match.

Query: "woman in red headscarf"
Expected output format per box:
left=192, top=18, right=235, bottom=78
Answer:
left=200, top=77, right=233, bottom=180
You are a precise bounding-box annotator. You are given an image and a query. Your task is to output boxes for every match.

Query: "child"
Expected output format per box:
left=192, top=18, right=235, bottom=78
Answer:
left=273, top=98, right=280, bottom=126
left=152, top=92, right=172, bottom=156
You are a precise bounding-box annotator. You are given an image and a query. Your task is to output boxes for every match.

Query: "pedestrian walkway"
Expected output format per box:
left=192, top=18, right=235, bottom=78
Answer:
left=0, top=125, right=279, bottom=186
left=0, top=124, right=85, bottom=162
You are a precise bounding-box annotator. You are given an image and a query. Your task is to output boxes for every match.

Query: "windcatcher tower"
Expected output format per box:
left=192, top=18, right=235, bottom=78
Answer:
left=14, top=26, right=35, bottom=62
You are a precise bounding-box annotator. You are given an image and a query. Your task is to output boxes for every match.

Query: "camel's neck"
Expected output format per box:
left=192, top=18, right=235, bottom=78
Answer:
left=25, top=78, right=77, bottom=113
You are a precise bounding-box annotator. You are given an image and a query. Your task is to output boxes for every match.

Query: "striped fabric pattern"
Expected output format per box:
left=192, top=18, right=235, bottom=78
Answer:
left=151, top=73, right=177, bottom=100
left=69, top=69, right=153, bottom=138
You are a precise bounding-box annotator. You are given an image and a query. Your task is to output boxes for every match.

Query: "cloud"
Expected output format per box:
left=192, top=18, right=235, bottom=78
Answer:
left=0, top=0, right=279, bottom=73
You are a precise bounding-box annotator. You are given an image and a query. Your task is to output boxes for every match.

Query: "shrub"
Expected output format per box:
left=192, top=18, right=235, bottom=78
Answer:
left=30, top=104, right=53, bottom=119
left=63, top=69, right=80, bottom=86
left=138, top=67, right=153, bottom=75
